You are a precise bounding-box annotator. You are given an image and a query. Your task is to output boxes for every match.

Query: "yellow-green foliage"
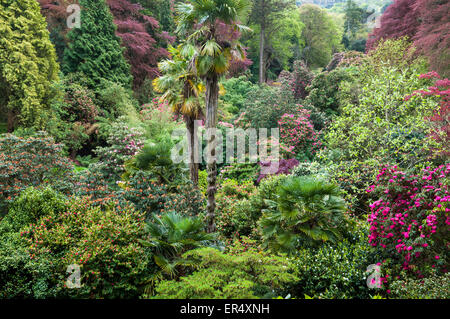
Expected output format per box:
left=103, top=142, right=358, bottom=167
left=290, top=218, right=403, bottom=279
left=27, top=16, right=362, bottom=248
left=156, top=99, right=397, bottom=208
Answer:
left=153, top=241, right=299, bottom=299
left=0, top=0, right=60, bottom=129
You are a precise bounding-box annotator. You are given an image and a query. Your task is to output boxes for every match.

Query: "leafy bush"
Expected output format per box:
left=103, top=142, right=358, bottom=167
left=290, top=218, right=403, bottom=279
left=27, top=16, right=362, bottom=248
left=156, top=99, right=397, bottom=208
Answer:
left=389, top=272, right=450, bottom=299
left=198, top=170, right=208, bottom=195
left=4, top=187, right=67, bottom=233
left=218, top=162, right=259, bottom=183
left=216, top=179, right=258, bottom=239
left=290, top=224, right=380, bottom=299
left=259, top=176, right=350, bottom=252
left=304, top=67, right=357, bottom=117
left=153, top=243, right=299, bottom=299
left=219, top=76, right=256, bottom=114
left=95, top=80, right=141, bottom=122
left=20, top=197, right=149, bottom=298
left=367, top=164, right=449, bottom=279
left=243, top=85, right=299, bottom=128
left=0, top=230, right=56, bottom=298
left=140, top=98, right=182, bottom=140
left=0, top=133, right=74, bottom=214
left=162, top=184, right=205, bottom=218
left=49, top=77, right=100, bottom=158
left=292, top=161, right=329, bottom=180
left=91, top=120, right=145, bottom=184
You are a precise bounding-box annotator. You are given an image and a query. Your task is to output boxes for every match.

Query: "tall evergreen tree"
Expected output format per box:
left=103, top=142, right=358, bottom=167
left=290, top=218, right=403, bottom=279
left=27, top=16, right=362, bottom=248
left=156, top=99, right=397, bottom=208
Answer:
left=62, top=0, right=132, bottom=89
left=0, top=0, right=60, bottom=131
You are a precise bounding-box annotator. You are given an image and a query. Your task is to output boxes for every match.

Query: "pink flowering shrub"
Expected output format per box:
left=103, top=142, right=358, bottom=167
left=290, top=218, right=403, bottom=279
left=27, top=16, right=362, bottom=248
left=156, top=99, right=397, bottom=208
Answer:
left=278, top=108, right=322, bottom=160
left=91, top=121, right=145, bottom=183
left=278, top=60, right=314, bottom=101
left=367, top=164, right=449, bottom=279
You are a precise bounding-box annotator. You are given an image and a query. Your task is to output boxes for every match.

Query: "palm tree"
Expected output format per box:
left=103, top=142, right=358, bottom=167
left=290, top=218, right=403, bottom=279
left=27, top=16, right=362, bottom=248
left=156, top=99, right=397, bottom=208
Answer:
left=140, top=211, right=217, bottom=294
left=259, top=176, right=349, bottom=253
left=153, top=45, right=204, bottom=186
left=175, top=0, right=251, bottom=232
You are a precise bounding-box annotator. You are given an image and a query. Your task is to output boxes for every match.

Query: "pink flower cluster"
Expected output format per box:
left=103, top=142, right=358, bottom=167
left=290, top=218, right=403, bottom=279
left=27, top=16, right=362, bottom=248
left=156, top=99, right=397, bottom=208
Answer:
left=367, top=164, right=449, bottom=275
left=278, top=106, right=321, bottom=158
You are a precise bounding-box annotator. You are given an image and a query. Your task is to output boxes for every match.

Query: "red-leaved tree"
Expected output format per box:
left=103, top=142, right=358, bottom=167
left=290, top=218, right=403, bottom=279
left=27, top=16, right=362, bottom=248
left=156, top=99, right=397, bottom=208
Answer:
left=407, top=72, right=450, bottom=159
left=366, top=0, right=450, bottom=77
left=108, top=0, right=174, bottom=89
left=366, top=0, right=420, bottom=51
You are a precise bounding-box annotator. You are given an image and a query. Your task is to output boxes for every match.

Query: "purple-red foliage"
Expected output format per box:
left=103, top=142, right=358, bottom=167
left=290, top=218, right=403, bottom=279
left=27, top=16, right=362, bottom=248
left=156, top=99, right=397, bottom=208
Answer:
left=412, top=0, right=450, bottom=77
left=215, top=19, right=253, bottom=77
left=366, top=0, right=420, bottom=51
left=257, top=158, right=300, bottom=184
left=278, top=60, right=314, bottom=100
left=366, top=0, right=450, bottom=77
left=108, top=0, right=173, bottom=89
left=405, top=71, right=450, bottom=158
left=227, top=50, right=253, bottom=78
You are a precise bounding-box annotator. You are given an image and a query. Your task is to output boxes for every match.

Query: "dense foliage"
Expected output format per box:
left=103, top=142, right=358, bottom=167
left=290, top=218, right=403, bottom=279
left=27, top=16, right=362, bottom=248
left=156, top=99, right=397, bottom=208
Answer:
left=0, top=0, right=60, bottom=130
left=0, top=0, right=448, bottom=300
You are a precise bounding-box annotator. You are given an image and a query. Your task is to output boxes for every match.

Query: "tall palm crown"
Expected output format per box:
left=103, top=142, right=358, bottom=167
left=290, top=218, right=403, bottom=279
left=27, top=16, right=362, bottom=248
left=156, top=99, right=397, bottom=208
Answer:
left=174, top=0, right=251, bottom=232
left=153, top=45, right=204, bottom=120
left=175, top=0, right=251, bottom=77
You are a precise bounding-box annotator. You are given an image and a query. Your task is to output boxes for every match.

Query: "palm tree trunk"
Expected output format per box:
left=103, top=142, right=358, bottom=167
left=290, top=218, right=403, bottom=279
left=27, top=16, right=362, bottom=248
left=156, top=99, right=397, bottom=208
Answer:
left=205, top=74, right=219, bottom=233
left=186, top=116, right=199, bottom=186
left=259, top=24, right=265, bottom=84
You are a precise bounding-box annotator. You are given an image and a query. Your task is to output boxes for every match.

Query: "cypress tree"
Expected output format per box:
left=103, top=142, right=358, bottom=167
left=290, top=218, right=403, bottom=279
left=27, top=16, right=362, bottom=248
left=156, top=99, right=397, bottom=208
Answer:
left=0, top=0, right=60, bottom=130
left=62, top=0, right=132, bottom=89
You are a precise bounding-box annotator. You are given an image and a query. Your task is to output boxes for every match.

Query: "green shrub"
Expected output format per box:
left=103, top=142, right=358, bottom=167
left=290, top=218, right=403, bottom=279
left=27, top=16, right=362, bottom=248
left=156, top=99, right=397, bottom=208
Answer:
left=20, top=197, right=150, bottom=298
left=290, top=224, right=380, bottom=299
left=163, top=184, right=205, bottom=218
left=0, top=133, right=74, bottom=214
left=219, top=76, right=257, bottom=114
left=198, top=170, right=207, bottom=195
left=48, top=77, right=100, bottom=158
left=304, top=67, right=357, bottom=117
left=153, top=243, right=299, bottom=299
left=389, top=272, right=450, bottom=299
left=0, top=231, right=56, bottom=298
left=4, top=187, right=67, bottom=232
left=216, top=179, right=258, bottom=239
left=218, top=162, right=259, bottom=183
left=242, top=85, right=298, bottom=129
left=292, top=161, right=329, bottom=180
left=90, top=120, right=145, bottom=184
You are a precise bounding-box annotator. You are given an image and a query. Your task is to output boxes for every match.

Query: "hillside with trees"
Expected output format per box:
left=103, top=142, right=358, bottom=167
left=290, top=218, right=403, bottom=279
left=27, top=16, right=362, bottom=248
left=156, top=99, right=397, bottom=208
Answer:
left=0, top=0, right=448, bottom=300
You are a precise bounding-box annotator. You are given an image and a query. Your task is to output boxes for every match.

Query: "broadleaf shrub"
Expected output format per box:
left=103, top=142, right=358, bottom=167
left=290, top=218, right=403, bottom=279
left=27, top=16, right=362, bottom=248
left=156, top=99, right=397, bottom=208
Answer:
left=0, top=133, right=74, bottom=214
